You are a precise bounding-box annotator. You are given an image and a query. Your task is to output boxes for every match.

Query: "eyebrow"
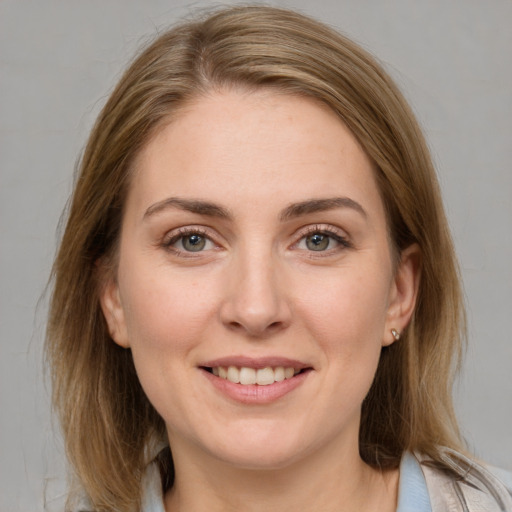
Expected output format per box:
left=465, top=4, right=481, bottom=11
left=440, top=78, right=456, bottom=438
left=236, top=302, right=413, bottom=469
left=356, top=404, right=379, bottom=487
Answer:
left=143, top=197, right=232, bottom=220
left=279, top=197, right=367, bottom=221
left=143, top=196, right=367, bottom=222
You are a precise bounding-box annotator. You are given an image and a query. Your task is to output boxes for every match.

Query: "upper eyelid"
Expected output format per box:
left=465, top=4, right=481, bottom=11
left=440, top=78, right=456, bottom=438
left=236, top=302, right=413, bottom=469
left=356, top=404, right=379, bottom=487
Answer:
left=294, top=223, right=348, bottom=238
left=164, top=226, right=212, bottom=240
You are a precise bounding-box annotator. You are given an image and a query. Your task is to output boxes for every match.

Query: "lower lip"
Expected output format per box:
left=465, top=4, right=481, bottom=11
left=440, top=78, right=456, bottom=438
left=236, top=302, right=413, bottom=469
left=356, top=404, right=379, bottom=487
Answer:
left=201, top=369, right=311, bottom=404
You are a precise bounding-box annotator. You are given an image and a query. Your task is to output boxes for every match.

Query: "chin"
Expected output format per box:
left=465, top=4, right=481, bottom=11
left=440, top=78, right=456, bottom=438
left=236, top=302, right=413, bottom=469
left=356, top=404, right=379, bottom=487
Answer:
left=213, top=445, right=304, bottom=471
left=200, top=425, right=317, bottom=471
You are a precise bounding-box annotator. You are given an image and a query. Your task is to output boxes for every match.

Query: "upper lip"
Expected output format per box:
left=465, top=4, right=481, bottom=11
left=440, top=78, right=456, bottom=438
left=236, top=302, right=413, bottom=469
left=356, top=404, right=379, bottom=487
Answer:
left=200, top=356, right=311, bottom=370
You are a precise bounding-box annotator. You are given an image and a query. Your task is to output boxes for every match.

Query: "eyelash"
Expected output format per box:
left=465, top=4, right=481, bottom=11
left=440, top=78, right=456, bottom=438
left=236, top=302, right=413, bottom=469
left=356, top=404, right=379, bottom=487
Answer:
left=161, top=224, right=352, bottom=257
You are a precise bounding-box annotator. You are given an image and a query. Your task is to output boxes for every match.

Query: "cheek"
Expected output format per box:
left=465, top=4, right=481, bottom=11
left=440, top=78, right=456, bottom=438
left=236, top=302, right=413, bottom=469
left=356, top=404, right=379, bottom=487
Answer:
left=119, top=264, right=217, bottom=356
left=295, top=267, right=390, bottom=342
left=117, top=267, right=219, bottom=418
left=284, top=266, right=391, bottom=435
left=291, top=263, right=391, bottom=395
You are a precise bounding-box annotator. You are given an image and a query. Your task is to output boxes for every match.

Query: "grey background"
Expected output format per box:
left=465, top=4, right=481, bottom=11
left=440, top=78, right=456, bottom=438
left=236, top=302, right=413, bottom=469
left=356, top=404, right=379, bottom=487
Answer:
left=1, top=1, right=511, bottom=510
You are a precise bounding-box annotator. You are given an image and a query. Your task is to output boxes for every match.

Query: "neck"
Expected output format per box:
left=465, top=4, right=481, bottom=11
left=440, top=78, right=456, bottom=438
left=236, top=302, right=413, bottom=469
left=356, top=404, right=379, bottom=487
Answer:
left=164, top=437, right=399, bottom=512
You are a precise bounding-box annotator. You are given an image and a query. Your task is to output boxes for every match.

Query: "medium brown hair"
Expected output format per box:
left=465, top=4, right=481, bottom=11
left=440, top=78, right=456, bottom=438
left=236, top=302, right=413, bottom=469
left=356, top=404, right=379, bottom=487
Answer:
left=46, top=5, right=466, bottom=511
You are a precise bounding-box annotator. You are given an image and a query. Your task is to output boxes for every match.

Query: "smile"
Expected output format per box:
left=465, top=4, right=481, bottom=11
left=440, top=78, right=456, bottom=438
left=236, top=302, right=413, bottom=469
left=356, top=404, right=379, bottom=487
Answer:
left=200, top=357, right=312, bottom=403
left=209, top=366, right=300, bottom=385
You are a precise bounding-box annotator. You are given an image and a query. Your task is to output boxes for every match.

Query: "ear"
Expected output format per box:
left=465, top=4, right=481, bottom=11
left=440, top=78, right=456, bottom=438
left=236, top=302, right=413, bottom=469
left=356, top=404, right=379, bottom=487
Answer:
left=99, top=277, right=130, bottom=348
left=383, top=243, right=421, bottom=346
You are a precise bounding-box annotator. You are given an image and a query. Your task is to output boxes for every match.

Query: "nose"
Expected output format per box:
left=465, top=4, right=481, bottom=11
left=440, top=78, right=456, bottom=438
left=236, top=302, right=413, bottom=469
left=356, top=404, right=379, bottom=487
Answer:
left=219, top=248, right=292, bottom=338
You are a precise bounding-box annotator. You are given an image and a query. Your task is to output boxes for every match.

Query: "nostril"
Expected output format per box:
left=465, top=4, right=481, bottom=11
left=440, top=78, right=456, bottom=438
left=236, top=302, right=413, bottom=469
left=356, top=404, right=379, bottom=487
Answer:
left=226, top=319, right=284, bottom=336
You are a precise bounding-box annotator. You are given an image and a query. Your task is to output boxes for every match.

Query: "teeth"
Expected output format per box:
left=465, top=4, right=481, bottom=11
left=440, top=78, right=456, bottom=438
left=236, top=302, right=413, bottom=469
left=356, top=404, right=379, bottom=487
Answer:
left=227, top=366, right=240, bottom=383
left=239, top=367, right=256, bottom=385
left=256, top=367, right=274, bottom=385
left=212, top=366, right=300, bottom=385
left=274, top=366, right=285, bottom=382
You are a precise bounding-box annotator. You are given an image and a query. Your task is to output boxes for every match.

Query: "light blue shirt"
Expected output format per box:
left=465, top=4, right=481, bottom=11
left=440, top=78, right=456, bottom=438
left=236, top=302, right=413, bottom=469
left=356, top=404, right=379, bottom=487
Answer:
left=396, top=452, right=432, bottom=512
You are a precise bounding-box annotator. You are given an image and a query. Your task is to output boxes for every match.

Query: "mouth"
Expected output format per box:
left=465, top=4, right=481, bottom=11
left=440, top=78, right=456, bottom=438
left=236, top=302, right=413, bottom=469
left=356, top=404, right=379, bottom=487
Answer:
left=202, top=365, right=309, bottom=386
left=199, top=357, right=312, bottom=403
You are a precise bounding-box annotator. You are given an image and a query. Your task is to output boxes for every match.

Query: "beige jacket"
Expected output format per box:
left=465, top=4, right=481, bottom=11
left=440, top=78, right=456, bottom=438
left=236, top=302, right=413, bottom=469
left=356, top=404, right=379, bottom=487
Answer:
left=417, top=449, right=512, bottom=512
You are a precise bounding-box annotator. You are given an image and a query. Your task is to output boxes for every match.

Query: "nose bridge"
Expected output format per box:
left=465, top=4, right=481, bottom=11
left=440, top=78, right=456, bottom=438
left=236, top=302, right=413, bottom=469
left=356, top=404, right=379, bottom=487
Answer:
left=220, top=239, right=290, bottom=336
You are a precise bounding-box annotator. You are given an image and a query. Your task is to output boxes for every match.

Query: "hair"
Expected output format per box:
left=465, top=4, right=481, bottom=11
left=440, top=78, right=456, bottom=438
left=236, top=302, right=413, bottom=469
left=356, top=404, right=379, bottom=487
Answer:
left=46, top=5, right=466, bottom=511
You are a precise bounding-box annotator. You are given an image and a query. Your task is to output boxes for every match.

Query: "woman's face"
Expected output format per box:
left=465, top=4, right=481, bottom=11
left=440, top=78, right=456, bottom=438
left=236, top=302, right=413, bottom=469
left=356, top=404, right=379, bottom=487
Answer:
left=101, top=90, right=418, bottom=470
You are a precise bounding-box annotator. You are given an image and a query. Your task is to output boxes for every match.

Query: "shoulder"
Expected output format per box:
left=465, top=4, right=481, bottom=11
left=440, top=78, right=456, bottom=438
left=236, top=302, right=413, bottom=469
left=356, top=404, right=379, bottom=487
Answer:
left=414, top=448, right=512, bottom=512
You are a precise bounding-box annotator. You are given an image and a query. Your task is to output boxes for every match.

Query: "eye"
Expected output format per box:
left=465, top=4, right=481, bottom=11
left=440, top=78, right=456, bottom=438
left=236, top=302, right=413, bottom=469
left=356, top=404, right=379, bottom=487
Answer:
left=295, top=226, right=351, bottom=253
left=164, top=229, right=216, bottom=253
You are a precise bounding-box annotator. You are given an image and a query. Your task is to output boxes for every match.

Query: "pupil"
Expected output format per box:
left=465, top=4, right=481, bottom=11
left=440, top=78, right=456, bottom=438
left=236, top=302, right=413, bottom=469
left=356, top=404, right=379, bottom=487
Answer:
left=183, top=234, right=205, bottom=251
left=307, top=233, right=329, bottom=251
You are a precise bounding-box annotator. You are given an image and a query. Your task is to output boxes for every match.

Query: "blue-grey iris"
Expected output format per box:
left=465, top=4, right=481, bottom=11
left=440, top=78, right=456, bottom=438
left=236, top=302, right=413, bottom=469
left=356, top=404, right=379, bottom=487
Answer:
left=306, top=233, right=329, bottom=251
left=182, top=234, right=206, bottom=251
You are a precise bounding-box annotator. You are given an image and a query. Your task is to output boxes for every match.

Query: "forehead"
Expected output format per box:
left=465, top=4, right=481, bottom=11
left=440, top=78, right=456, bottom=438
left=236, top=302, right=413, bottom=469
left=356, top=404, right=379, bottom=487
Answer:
left=127, top=90, right=384, bottom=223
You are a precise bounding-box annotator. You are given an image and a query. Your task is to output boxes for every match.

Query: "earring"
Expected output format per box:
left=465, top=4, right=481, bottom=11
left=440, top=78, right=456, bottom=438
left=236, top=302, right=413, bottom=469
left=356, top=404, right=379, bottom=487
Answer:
left=391, top=328, right=401, bottom=341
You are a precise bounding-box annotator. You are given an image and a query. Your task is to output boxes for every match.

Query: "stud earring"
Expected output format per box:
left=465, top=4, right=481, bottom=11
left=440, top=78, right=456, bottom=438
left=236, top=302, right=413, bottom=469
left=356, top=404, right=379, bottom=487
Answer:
left=391, top=328, right=401, bottom=341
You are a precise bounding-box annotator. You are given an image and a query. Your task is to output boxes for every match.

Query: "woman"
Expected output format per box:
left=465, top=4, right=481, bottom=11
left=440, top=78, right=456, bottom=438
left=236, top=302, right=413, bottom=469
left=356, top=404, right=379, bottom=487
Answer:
left=46, top=5, right=512, bottom=512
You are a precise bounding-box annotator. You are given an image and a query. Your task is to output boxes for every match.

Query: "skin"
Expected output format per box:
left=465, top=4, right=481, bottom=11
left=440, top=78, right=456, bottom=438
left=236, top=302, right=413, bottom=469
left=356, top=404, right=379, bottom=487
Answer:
left=101, top=89, right=420, bottom=512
